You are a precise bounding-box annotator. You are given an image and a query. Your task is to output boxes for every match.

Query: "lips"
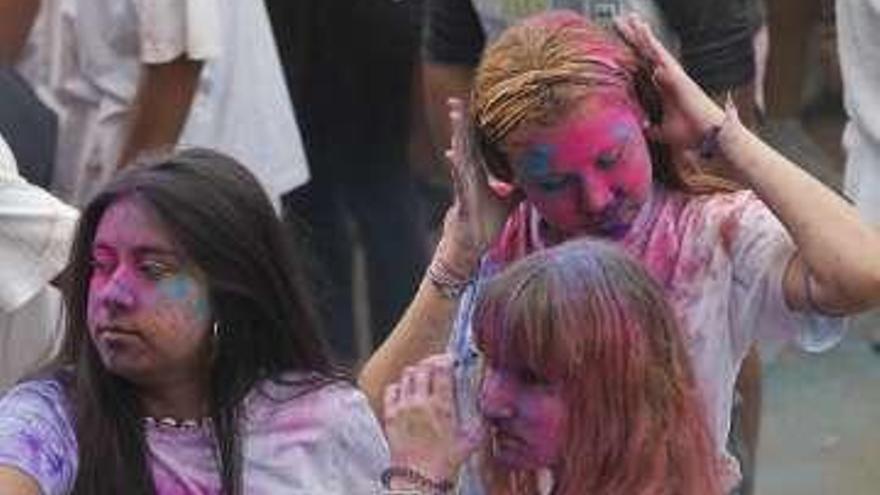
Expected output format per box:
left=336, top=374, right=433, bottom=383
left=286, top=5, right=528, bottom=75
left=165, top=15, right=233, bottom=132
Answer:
left=95, top=324, right=140, bottom=339
left=491, top=424, right=525, bottom=448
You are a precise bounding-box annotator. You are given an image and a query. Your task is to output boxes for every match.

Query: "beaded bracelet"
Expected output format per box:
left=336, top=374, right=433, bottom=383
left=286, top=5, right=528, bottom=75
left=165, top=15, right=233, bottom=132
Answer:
left=426, top=258, right=472, bottom=299
left=381, top=466, right=455, bottom=494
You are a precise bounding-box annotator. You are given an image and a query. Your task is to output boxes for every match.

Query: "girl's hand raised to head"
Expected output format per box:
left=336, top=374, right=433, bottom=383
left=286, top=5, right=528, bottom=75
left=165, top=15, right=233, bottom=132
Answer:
left=383, top=353, right=485, bottom=485
left=434, top=98, right=523, bottom=278
left=615, top=14, right=729, bottom=155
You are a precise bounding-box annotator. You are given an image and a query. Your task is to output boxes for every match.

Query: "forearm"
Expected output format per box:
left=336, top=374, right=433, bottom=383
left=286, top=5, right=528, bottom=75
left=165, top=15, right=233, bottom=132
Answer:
left=358, top=277, right=459, bottom=416
left=720, top=119, right=880, bottom=312
left=117, top=57, right=203, bottom=169
left=0, top=0, right=40, bottom=65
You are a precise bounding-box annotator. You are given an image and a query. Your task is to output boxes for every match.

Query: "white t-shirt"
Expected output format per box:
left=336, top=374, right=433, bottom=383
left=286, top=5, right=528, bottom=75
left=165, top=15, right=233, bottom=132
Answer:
left=20, top=0, right=308, bottom=207
left=0, top=134, right=77, bottom=391
left=837, top=0, right=880, bottom=225
left=469, top=0, right=676, bottom=50
left=450, top=187, right=845, bottom=492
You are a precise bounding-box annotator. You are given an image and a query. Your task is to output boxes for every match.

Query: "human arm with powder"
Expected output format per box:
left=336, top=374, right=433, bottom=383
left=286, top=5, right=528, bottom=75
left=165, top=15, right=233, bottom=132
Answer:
left=359, top=99, right=519, bottom=416
left=618, top=15, right=880, bottom=316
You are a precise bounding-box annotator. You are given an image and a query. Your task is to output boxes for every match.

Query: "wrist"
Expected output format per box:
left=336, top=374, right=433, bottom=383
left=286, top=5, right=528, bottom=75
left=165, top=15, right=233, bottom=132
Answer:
left=697, top=95, right=745, bottom=163
left=432, top=237, right=481, bottom=281
left=382, top=466, right=456, bottom=494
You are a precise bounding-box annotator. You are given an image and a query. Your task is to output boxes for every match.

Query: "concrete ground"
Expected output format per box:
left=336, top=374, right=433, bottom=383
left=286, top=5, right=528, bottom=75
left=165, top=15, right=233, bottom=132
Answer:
left=753, top=86, right=879, bottom=494
left=754, top=314, right=880, bottom=495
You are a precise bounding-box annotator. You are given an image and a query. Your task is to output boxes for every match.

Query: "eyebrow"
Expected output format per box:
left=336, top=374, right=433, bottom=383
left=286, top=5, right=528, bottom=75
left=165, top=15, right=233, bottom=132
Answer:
left=92, top=243, right=181, bottom=259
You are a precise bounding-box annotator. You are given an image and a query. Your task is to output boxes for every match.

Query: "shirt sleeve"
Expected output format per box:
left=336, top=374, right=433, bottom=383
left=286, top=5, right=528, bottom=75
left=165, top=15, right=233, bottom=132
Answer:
left=728, top=193, right=846, bottom=356
left=0, top=135, right=77, bottom=313
left=0, top=380, right=78, bottom=495
left=134, top=0, right=222, bottom=64
left=424, top=0, right=485, bottom=65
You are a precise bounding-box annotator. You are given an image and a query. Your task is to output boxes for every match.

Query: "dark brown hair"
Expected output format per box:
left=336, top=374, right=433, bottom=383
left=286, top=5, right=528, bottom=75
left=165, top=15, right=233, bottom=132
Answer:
left=51, top=149, right=343, bottom=495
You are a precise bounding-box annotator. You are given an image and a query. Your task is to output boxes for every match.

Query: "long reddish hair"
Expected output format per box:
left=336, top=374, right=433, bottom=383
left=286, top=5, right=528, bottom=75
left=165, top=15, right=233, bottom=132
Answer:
left=471, top=9, right=738, bottom=195
left=473, top=239, right=722, bottom=494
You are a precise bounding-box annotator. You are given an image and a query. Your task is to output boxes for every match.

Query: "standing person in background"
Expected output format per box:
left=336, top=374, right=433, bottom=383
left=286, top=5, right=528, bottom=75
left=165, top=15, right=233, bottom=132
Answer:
left=836, top=0, right=880, bottom=352
left=0, top=132, right=77, bottom=392
left=17, top=0, right=308, bottom=207
left=267, top=0, right=428, bottom=363
left=0, top=0, right=58, bottom=188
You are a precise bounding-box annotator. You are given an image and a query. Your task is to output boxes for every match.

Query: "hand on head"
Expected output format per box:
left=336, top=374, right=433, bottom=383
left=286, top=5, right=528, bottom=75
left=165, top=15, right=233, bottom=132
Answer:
left=615, top=14, right=732, bottom=155
left=384, top=353, right=486, bottom=483
left=435, top=98, right=523, bottom=276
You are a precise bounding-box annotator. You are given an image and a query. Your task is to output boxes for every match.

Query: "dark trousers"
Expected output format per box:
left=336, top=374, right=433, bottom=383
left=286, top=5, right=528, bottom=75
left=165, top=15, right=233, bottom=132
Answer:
left=282, top=170, right=427, bottom=363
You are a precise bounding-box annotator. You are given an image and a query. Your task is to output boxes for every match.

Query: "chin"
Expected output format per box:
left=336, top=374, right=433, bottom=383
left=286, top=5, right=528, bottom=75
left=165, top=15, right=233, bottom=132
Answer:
left=98, top=354, right=150, bottom=381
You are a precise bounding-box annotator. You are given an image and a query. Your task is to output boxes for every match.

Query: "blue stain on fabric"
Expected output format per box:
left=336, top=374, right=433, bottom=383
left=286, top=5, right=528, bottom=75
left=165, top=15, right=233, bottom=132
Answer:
left=521, top=144, right=555, bottom=178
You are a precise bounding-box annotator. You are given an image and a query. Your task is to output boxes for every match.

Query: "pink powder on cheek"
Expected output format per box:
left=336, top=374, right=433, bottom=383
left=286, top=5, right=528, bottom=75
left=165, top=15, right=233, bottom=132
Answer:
left=542, top=103, right=651, bottom=202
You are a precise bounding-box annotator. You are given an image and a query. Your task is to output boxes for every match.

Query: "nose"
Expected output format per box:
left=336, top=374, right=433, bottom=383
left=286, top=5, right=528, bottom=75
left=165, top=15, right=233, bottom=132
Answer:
left=95, top=272, right=136, bottom=315
left=582, top=179, right=615, bottom=215
left=478, top=368, right=515, bottom=420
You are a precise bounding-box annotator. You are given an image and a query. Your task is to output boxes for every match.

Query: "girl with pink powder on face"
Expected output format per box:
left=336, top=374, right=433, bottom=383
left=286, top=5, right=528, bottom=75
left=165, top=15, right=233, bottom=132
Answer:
left=384, top=239, right=723, bottom=494
left=361, top=10, right=880, bottom=494
left=0, top=150, right=388, bottom=495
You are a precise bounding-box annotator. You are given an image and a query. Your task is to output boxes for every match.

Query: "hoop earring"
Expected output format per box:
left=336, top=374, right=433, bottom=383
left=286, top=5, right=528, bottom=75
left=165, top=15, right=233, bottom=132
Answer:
left=212, top=321, right=220, bottom=343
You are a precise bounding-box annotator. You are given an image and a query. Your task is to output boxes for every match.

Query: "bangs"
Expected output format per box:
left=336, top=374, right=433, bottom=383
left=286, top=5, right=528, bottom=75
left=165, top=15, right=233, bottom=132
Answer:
left=474, top=261, right=631, bottom=384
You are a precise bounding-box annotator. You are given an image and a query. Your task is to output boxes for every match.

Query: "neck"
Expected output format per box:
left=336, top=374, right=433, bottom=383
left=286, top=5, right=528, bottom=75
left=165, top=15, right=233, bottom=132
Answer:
left=138, top=373, right=210, bottom=420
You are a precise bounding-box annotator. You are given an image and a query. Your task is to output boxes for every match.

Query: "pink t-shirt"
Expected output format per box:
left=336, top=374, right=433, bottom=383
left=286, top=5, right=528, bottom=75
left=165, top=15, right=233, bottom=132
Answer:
left=0, top=375, right=388, bottom=494
left=452, top=186, right=845, bottom=490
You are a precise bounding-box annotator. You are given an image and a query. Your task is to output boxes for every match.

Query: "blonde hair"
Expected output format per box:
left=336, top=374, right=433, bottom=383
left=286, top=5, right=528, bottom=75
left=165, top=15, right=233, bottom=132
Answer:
left=471, top=10, right=737, bottom=194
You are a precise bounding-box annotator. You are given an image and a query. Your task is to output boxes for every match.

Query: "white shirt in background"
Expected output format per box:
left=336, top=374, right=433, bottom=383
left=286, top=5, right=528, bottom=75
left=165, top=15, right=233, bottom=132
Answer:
left=837, top=0, right=880, bottom=225
left=0, top=134, right=77, bottom=392
left=19, top=0, right=309, bottom=208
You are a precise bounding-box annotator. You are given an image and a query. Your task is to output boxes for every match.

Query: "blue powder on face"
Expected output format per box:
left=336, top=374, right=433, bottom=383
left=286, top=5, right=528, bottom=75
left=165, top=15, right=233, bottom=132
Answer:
left=161, top=276, right=191, bottom=300
left=193, top=295, right=211, bottom=322
left=520, top=144, right=555, bottom=179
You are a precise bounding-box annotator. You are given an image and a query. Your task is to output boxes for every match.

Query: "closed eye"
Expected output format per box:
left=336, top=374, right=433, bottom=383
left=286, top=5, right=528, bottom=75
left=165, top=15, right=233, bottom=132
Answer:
left=537, top=175, right=572, bottom=193
left=89, top=257, right=115, bottom=276
left=597, top=147, right=626, bottom=170
left=138, top=260, right=177, bottom=280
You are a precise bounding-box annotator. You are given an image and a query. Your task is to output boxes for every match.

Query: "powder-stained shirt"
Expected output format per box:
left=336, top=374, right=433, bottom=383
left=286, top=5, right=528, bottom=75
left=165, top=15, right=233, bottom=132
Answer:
left=449, top=186, right=845, bottom=492
left=0, top=376, right=388, bottom=494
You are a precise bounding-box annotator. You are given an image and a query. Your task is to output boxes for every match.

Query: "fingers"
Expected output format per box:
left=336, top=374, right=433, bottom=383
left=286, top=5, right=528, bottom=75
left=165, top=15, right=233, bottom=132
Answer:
left=384, top=382, right=401, bottom=417
left=615, top=14, right=675, bottom=70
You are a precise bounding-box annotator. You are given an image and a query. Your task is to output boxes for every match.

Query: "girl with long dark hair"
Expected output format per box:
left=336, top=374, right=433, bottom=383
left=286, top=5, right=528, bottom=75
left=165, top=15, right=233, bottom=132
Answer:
left=0, top=149, right=388, bottom=494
